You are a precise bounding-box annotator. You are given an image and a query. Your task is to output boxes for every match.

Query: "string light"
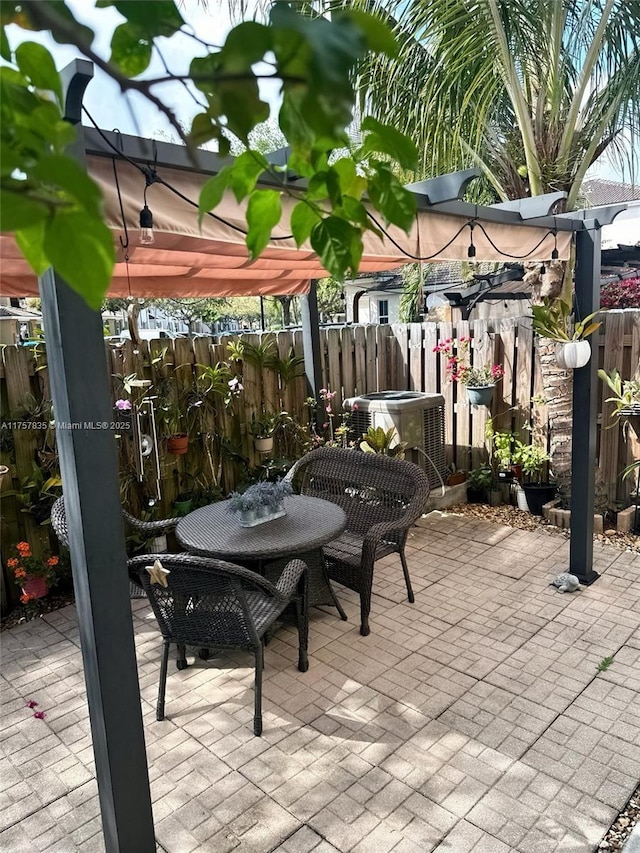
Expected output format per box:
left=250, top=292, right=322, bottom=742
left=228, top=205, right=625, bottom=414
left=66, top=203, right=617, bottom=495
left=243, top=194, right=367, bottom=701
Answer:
left=467, top=222, right=476, bottom=258
left=85, top=108, right=567, bottom=265
left=139, top=168, right=157, bottom=245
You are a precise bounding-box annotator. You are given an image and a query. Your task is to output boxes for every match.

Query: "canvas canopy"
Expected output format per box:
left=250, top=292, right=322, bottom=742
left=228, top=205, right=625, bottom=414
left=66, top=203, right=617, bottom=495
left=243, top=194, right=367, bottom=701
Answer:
left=0, top=154, right=572, bottom=299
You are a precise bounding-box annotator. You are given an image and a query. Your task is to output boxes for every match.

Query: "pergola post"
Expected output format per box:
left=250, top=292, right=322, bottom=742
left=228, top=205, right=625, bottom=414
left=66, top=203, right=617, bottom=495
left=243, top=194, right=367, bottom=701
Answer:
left=301, top=279, right=323, bottom=426
left=38, top=60, right=155, bottom=852
left=569, top=225, right=601, bottom=584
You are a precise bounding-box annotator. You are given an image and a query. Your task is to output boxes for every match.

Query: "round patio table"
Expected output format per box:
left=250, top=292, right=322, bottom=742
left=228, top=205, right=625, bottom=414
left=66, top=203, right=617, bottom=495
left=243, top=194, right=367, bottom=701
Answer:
left=176, top=495, right=347, bottom=617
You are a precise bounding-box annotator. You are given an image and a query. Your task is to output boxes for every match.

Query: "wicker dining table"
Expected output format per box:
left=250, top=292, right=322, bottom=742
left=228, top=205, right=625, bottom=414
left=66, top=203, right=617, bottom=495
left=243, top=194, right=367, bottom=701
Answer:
left=176, top=495, right=348, bottom=618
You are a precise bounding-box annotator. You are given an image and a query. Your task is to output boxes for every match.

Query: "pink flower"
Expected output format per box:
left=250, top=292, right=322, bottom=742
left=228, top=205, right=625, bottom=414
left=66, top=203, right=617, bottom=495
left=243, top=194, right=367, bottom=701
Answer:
left=326, top=406, right=332, bottom=414
left=26, top=700, right=38, bottom=709
left=352, top=403, right=358, bottom=410
left=323, top=422, right=329, bottom=429
left=33, top=711, right=46, bottom=720
left=115, top=399, right=132, bottom=411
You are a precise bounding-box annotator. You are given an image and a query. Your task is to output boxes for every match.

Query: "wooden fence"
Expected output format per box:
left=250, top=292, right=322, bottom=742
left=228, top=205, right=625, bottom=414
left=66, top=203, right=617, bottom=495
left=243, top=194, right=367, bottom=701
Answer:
left=1, top=310, right=638, bottom=612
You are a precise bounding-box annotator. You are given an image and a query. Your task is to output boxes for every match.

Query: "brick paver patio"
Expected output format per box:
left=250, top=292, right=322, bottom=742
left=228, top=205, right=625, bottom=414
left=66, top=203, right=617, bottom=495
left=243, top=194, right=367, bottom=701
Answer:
left=1, top=511, right=639, bottom=852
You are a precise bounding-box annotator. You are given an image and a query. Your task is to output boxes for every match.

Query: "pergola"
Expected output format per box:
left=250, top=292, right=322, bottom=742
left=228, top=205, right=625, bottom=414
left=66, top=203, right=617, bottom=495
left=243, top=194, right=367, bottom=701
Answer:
left=5, top=61, right=628, bottom=852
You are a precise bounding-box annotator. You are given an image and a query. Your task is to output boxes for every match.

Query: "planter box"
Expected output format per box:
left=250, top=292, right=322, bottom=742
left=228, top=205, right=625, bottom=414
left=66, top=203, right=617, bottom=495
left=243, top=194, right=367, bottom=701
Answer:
left=617, top=506, right=639, bottom=533
left=543, top=499, right=603, bottom=533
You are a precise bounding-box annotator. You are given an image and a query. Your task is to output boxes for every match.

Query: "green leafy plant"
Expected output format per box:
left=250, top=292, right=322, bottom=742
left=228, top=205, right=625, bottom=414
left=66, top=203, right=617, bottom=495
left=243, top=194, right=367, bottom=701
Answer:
left=15, top=463, right=62, bottom=525
left=531, top=298, right=601, bottom=342
left=2, top=3, right=418, bottom=306
left=492, top=431, right=515, bottom=469
left=517, top=443, right=551, bottom=484
left=359, top=426, right=407, bottom=458
left=467, top=467, right=493, bottom=491
left=597, top=656, right=614, bottom=672
left=598, top=368, right=640, bottom=428
left=7, top=540, right=60, bottom=600
left=250, top=410, right=289, bottom=440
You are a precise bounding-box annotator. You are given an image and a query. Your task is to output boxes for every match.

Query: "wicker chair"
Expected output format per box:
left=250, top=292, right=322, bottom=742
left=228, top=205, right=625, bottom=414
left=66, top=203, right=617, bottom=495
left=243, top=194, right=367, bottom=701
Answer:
left=128, top=553, right=308, bottom=736
left=285, top=447, right=430, bottom=635
left=50, top=497, right=181, bottom=597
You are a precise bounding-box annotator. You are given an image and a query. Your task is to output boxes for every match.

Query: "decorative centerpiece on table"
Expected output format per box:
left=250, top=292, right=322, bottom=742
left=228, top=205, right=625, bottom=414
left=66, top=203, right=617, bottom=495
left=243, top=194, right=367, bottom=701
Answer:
left=228, top=479, right=293, bottom=527
left=8, top=541, right=59, bottom=602
left=433, top=336, right=505, bottom=406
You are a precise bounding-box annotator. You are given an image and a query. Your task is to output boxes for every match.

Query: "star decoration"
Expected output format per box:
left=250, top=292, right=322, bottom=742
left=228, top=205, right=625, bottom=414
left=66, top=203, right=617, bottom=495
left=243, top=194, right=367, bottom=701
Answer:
left=146, top=559, right=170, bottom=587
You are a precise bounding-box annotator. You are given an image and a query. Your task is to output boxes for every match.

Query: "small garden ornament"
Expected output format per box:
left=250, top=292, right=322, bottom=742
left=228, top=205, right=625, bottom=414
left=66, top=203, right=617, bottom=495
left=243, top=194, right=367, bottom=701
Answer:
left=550, top=572, right=581, bottom=593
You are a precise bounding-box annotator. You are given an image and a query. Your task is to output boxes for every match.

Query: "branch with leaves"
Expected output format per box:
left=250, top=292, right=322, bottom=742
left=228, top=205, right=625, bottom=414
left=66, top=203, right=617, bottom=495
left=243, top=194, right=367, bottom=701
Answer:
left=1, top=1, right=418, bottom=309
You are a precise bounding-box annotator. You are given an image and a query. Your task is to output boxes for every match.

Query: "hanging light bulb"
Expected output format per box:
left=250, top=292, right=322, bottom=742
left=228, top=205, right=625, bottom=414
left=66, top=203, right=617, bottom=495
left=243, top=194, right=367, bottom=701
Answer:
left=139, top=168, right=157, bottom=245
left=540, top=263, right=547, bottom=275
left=139, top=202, right=154, bottom=245
left=551, top=230, right=559, bottom=260
left=467, top=222, right=476, bottom=258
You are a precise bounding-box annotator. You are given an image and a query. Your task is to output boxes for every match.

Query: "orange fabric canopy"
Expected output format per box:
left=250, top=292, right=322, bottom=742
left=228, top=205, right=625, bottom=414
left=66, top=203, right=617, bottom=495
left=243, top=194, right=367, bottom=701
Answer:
left=0, top=156, right=572, bottom=299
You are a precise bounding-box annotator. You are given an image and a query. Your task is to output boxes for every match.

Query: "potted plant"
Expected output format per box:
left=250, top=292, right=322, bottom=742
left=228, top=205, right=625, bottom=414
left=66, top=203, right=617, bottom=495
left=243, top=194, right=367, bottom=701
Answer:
left=491, top=432, right=522, bottom=483
left=7, top=541, right=59, bottom=602
left=466, top=466, right=493, bottom=503
left=517, top=442, right=556, bottom=514
left=446, top=465, right=467, bottom=486
left=158, top=402, right=189, bottom=455
left=228, top=479, right=292, bottom=526
left=598, top=368, right=640, bottom=437
left=434, top=336, right=505, bottom=406
left=250, top=411, right=281, bottom=454
left=359, top=426, right=407, bottom=458
left=531, top=298, right=601, bottom=369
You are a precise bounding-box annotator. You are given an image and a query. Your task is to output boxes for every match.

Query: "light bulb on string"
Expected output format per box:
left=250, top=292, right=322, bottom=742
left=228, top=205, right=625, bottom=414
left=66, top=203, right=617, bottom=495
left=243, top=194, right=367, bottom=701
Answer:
left=467, top=222, right=476, bottom=258
left=139, top=168, right=157, bottom=245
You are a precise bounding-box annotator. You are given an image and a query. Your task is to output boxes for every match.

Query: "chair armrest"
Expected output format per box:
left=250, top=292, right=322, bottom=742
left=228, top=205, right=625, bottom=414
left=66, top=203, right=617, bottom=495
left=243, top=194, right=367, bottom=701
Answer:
left=274, top=559, right=307, bottom=598
left=123, top=511, right=181, bottom=535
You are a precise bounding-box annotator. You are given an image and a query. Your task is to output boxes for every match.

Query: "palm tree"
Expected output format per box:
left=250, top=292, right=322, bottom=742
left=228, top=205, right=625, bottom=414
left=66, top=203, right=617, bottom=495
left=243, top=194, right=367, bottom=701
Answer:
left=339, top=0, right=640, bottom=491
left=352, top=0, right=639, bottom=209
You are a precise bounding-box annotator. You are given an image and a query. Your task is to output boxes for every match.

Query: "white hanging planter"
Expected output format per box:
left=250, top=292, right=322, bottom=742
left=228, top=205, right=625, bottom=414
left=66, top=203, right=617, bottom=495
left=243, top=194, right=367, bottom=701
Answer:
left=254, top=436, right=274, bottom=454
left=555, top=340, right=591, bottom=369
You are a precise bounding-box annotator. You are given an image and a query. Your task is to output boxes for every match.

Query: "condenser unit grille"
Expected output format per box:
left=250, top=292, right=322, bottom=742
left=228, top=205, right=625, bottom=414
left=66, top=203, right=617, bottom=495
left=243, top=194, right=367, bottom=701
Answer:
left=343, top=391, right=449, bottom=489
left=421, top=405, right=447, bottom=487
left=348, top=409, right=372, bottom=442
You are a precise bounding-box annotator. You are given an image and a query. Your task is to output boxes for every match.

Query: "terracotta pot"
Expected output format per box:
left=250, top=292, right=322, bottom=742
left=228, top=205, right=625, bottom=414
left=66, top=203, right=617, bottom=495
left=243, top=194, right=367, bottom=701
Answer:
left=22, top=576, right=49, bottom=599
left=447, top=472, right=467, bottom=486
left=167, top=434, right=189, bottom=455
left=254, top=436, right=274, bottom=454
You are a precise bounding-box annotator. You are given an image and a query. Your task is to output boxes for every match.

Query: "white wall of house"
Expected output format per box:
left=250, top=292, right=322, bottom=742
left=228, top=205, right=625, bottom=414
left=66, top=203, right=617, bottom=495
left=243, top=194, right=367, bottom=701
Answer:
left=344, top=283, right=402, bottom=324
left=601, top=205, right=640, bottom=249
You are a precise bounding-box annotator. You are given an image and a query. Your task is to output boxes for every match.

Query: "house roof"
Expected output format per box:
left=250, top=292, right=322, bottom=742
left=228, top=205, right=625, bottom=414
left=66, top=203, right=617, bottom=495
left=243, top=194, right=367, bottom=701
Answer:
left=582, top=178, right=640, bottom=206
left=0, top=304, right=42, bottom=320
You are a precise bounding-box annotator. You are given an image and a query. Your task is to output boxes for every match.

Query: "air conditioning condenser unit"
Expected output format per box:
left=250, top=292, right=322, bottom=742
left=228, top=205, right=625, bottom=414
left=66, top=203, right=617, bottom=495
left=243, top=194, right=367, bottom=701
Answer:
left=343, top=391, right=448, bottom=489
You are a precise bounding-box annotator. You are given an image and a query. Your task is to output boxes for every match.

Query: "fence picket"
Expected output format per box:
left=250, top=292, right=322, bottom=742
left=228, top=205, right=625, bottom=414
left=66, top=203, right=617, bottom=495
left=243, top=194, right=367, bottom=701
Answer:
left=2, top=312, right=639, bottom=589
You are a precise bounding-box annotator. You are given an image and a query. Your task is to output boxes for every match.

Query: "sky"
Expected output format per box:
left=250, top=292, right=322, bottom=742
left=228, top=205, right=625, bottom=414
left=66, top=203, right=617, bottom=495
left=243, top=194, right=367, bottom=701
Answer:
left=5, top=0, right=269, bottom=144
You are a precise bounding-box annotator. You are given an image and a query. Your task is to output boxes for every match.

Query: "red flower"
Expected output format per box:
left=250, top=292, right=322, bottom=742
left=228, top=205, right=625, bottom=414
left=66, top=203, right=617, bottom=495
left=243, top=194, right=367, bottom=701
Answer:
left=46, top=557, right=59, bottom=567
left=26, top=700, right=39, bottom=709
left=20, top=593, right=33, bottom=604
left=16, top=542, right=31, bottom=557
left=7, top=558, right=18, bottom=569
left=33, top=711, right=46, bottom=720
